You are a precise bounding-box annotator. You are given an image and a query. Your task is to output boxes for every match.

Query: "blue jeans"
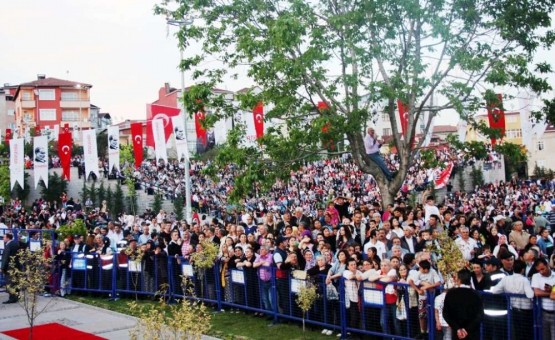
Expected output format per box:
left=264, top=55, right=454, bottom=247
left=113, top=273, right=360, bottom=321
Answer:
left=260, top=280, right=273, bottom=312
left=368, top=152, right=393, bottom=180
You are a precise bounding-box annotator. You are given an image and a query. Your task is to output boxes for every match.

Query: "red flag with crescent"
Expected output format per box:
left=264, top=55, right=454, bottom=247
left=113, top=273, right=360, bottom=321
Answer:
left=146, top=104, right=181, bottom=147
left=397, top=99, right=409, bottom=136
left=487, top=93, right=506, bottom=146
left=58, top=132, right=73, bottom=180
left=63, top=123, right=70, bottom=135
left=131, top=122, right=143, bottom=168
left=253, top=102, right=264, bottom=139
left=5, top=129, right=11, bottom=145
left=434, top=162, right=454, bottom=189
left=195, top=110, right=207, bottom=146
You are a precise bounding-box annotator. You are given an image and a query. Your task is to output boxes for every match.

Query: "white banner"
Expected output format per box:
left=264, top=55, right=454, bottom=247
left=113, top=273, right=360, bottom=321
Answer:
left=107, top=125, right=120, bottom=172
left=457, top=120, right=468, bottom=143
left=9, top=138, right=24, bottom=190
left=171, top=115, right=189, bottom=162
left=82, top=129, right=100, bottom=179
left=33, top=135, right=49, bottom=189
left=152, top=118, right=168, bottom=163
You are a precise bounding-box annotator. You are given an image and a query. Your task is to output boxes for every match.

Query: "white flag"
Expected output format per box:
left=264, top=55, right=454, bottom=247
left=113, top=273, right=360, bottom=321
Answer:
left=33, top=135, right=49, bottom=189
left=171, top=115, right=189, bottom=162
left=9, top=138, right=24, bottom=190
left=152, top=118, right=168, bottom=163
left=82, top=129, right=100, bottom=179
left=107, top=125, right=120, bottom=172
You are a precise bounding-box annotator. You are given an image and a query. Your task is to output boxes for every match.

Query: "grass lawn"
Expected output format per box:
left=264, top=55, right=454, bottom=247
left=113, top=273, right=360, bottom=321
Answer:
left=67, top=295, right=334, bottom=340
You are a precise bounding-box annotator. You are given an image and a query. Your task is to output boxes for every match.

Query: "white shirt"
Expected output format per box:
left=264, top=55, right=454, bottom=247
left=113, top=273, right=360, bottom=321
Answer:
left=363, top=239, right=387, bottom=260
left=434, top=292, right=449, bottom=327
left=343, top=270, right=362, bottom=308
left=424, top=204, right=440, bottom=224
left=490, top=273, right=534, bottom=310
left=531, top=271, right=555, bottom=311
left=455, top=237, right=477, bottom=261
left=364, top=133, right=381, bottom=154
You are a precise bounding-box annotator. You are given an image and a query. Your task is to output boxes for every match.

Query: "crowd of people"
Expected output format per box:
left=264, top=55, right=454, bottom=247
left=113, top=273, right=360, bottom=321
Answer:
left=4, top=145, right=555, bottom=339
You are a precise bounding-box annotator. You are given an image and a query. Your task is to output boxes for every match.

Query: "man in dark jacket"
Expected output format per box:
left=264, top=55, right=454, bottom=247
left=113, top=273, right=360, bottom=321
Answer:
left=443, top=269, right=484, bottom=340
left=1, top=233, right=20, bottom=303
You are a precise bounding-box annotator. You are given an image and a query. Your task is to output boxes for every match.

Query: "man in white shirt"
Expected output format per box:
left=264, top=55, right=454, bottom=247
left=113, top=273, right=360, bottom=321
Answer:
left=490, top=259, right=534, bottom=338
left=454, top=226, right=477, bottom=261
left=422, top=189, right=440, bottom=225
left=363, top=229, right=387, bottom=260
left=531, top=258, right=555, bottom=340
left=363, top=127, right=392, bottom=181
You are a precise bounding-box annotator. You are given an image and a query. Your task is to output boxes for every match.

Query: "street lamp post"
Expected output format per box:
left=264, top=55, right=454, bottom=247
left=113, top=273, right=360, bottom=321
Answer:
left=167, top=18, right=194, bottom=223
left=75, top=84, right=82, bottom=132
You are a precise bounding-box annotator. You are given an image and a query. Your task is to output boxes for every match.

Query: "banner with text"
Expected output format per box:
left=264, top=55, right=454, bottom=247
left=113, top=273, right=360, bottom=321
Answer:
left=82, top=129, right=100, bottom=179
left=9, top=138, right=24, bottom=190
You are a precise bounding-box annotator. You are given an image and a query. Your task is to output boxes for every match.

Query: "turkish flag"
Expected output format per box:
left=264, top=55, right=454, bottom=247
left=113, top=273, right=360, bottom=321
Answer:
left=146, top=104, right=181, bottom=147
left=397, top=99, right=409, bottom=136
left=130, top=123, right=143, bottom=169
left=318, top=101, right=334, bottom=151
left=487, top=93, right=506, bottom=146
left=434, top=162, right=454, bottom=189
left=253, top=102, right=264, bottom=139
left=195, top=111, right=207, bottom=146
left=58, top=132, right=73, bottom=181
left=5, top=129, right=11, bottom=145
left=63, top=124, right=70, bottom=135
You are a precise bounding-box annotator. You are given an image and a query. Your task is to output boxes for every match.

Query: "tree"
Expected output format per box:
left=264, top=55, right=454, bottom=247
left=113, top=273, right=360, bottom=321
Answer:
left=113, top=183, right=125, bottom=217
left=8, top=247, right=54, bottom=340
left=157, top=0, right=555, bottom=205
left=97, top=182, right=106, bottom=208
left=152, top=194, right=163, bottom=215
left=89, top=182, right=98, bottom=208
left=39, top=172, right=68, bottom=204
left=173, top=195, right=184, bottom=221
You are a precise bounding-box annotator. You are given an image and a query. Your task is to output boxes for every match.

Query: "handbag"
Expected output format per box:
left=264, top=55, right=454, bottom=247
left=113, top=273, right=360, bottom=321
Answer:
left=396, top=298, right=407, bottom=320
left=326, top=283, right=339, bottom=300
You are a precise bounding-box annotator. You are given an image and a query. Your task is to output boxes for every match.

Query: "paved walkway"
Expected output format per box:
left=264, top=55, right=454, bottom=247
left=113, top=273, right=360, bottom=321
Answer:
left=0, top=292, right=218, bottom=339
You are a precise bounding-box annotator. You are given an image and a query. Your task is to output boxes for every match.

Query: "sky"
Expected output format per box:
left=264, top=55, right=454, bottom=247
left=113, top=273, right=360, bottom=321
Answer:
left=0, top=1, right=553, bottom=125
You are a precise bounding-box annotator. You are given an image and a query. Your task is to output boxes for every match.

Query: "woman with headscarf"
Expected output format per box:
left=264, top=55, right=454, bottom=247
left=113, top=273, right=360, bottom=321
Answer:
left=493, top=234, right=519, bottom=258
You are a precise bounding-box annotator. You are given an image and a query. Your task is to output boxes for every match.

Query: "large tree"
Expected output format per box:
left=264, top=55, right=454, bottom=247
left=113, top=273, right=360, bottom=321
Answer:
left=156, top=0, right=554, bottom=205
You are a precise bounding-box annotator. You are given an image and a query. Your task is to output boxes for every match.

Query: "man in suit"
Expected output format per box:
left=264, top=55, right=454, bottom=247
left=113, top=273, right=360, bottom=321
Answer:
left=400, top=225, right=417, bottom=253
left=443, top=269, right=484, bottom=340
left=1, top=233, right=20, bottom=303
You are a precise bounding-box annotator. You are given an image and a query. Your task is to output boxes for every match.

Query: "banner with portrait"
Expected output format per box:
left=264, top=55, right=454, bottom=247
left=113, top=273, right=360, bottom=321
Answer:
left=171, top=114, right=189, bottom=162
left=107, top=125, right=120, bottom=172
left=33, top=135, right=49, bottom=189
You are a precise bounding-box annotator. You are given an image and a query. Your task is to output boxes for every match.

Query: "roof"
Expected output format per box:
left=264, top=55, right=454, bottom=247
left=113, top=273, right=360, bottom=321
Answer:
left=18, top=77, right=92, bottom=88
left=432, top=125, right=457, bottom=133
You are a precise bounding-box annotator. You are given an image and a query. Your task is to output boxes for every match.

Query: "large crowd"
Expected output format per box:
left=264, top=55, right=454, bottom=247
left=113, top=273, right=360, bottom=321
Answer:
left=5, top=145, right=555, bottom=339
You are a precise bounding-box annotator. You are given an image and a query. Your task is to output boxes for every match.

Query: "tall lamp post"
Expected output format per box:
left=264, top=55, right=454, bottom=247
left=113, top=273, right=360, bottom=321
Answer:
left=167, top=18, right=194, bottom=223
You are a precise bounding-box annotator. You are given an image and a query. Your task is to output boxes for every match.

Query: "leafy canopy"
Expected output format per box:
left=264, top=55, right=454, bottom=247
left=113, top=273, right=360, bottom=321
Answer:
left=156, top=0, right=554, bottom=203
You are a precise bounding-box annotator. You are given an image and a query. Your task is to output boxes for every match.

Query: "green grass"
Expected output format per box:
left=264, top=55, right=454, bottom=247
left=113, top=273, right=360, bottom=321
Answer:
left=67, top=295, right=334, bottom=340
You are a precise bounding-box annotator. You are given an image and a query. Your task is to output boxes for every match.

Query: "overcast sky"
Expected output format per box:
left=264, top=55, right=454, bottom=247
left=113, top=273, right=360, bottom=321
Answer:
left=1, top=1, right=553, bottom=125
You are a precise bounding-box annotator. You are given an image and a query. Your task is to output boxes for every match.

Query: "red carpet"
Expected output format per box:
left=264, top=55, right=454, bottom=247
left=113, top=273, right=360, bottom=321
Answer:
left=2, top=322, right=106, bottom=340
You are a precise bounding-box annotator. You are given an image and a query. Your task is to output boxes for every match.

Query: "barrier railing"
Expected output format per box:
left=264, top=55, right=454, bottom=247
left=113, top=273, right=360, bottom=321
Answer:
left=1, top=231, right=547, bottom=340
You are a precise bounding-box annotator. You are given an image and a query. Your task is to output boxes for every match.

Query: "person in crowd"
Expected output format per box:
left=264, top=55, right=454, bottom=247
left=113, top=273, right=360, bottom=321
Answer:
left=532, top=258, right=555, bottom=340
left=364, top=127, right=392, bottom=181
left=443, top=269, right=484, bottom=340
left=1, top=233, right=19, bottom=304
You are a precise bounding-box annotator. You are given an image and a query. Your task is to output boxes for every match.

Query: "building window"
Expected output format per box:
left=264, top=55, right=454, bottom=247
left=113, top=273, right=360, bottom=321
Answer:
left=62, top=110, right=80, bottom=121
left=505, top=129, right=522, bottom=139
left=39, top=109, right=56, bottom=121
left=61, top=91, right=79, bottom=101
left=383, top=128, right=391, bottom=136
left=38, top=89, right=55, bottom=101
left=381, top=113, right=389, bottom=122
left=21, top=91, right=32, bottom=100
left=506, top=115, right=517, bottom=123
left=537, top=140, right=544, bottom=151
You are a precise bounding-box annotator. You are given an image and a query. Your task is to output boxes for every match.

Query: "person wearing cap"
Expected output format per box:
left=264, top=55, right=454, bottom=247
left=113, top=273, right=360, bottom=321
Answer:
left=532, top=258, right=555, bottom=340
left=71, top=234, right=91, bottom=254
left=273, top=236, right=290, bottom=316
left=509, top=221, right=530, bottom=251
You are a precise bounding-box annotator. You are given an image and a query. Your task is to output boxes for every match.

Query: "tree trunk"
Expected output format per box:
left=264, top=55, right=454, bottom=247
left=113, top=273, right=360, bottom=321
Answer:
left=377, top=180, right=395, bottom=207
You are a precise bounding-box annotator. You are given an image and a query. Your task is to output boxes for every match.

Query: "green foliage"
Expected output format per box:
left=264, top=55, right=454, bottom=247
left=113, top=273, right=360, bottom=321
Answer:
left=156, top=0, right=555, bottom=205
left=420, top=149, right=440, bottom=169
left=39, top=172, right=68, bottom=204
left=173, top=195, right=184, bottom=221
left=120, top=144, right=135, bottom=166
left=97, top=182, right=106, bottom=208
left=72, top=144, right=83, bottom=157
left=0, top=165, right=11, bottom=203
left=125, top=169, right=138, bottom=216
left=457, top=170, right=466, bottom=192
left=11, top=172, right=30, bottom=202
left=152, top=194, right=163, bottom=215
left=56, top=218, right=87, bottom=241
left=470, top=166, right=485, bottom=188
left=97, top=129, right=107, bottom=160
left=533, top=165, right=554, bottom=179
left=80, top=181, right=88, bottom=203
left=89, top=182, right=98, bottom=208
left=495, top=142, right=528, bottom=180
left=113, top=183, right=125, bottom=216
left=296, top=282, right=319, bottom=333
left=106, top=186, right=114, bottom=211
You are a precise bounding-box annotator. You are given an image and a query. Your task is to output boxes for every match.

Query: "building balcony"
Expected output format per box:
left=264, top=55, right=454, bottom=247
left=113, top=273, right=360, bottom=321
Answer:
left=20, top=100, right=36, bottom=108
left=59, top=100, right=89, bottom=109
